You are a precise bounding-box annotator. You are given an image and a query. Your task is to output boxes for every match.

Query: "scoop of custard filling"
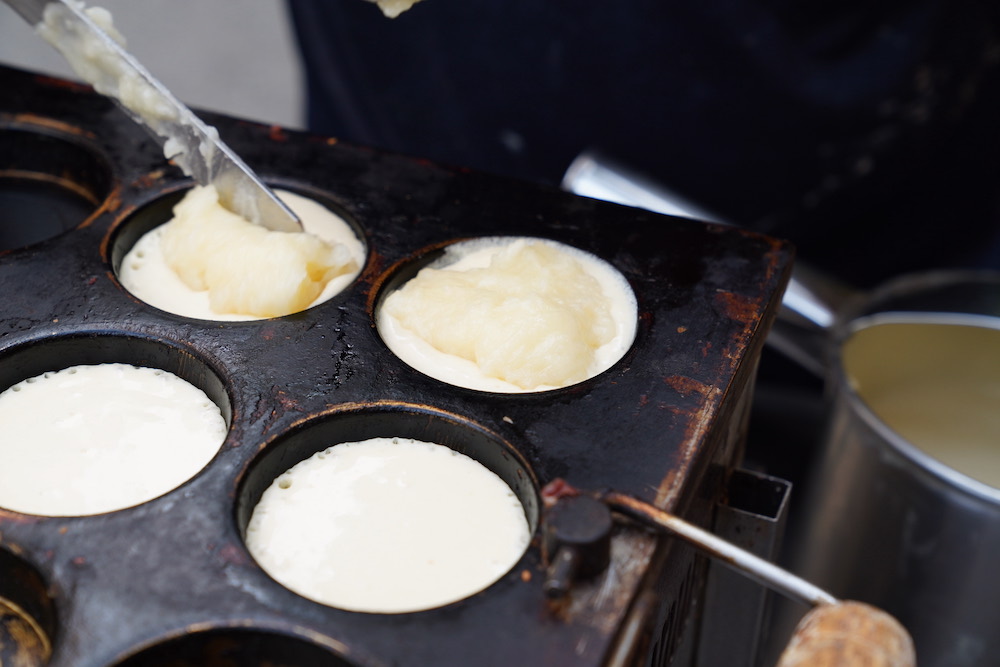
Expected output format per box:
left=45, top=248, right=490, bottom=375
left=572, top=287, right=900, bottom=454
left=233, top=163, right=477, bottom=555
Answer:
left=383, top=241, right=616, bottom=389
left=160, top=185, right=358, bottom=318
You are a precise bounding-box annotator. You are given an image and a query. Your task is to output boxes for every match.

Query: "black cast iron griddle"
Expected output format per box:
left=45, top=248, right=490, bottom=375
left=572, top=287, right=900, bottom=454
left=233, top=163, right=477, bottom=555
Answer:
left=0, top=64, right=793, bottom=667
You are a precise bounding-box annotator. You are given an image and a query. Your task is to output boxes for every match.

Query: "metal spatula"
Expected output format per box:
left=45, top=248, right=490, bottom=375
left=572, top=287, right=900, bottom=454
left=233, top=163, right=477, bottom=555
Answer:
left=4, top=0, right=303, bottom=233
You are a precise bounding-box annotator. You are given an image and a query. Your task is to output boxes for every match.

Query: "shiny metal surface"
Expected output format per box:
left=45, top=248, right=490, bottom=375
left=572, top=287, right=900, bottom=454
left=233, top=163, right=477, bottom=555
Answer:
left=788, top=272, right=1000, bottom=667
left=699, top=469, right=792, bottom=667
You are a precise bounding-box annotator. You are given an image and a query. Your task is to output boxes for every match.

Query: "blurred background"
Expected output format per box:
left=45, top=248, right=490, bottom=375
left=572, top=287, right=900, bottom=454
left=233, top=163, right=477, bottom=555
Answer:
left=0, top=0, right=304, bottom=128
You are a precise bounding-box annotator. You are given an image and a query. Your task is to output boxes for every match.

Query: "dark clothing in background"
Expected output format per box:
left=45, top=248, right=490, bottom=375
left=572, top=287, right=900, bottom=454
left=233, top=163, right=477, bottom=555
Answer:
left=288, top=0, right=1000, bottom=288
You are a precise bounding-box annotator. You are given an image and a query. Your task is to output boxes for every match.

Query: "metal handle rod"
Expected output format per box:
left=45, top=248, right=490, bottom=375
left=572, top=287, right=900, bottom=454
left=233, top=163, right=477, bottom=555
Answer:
left=599, top=490, right=838, bottom=608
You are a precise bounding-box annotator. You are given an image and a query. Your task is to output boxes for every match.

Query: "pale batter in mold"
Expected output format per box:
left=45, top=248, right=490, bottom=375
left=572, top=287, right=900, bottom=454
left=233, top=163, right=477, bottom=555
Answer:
left=245, top=436, right=531, bottom=613
left=0, top=363, right=226, bottom=516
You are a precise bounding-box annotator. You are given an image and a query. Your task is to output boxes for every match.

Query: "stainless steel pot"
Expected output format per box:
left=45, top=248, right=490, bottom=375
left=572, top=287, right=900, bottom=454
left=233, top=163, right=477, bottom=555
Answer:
left=563, top=151, right=1000, bottom=667
left=781, top=270, right=1000, bottom=667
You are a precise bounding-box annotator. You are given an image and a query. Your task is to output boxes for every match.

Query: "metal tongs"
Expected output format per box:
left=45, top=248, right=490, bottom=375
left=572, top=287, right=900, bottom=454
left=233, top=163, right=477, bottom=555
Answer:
left=542, top=481, right=917, bottom=667
left=4, top=0, right=302, bottom=233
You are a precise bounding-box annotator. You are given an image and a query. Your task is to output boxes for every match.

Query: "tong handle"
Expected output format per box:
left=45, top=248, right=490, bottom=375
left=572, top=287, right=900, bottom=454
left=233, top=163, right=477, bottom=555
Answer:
left=777, top=601, right=916, bottom=667
left=577, top=486, right=916, bottom=666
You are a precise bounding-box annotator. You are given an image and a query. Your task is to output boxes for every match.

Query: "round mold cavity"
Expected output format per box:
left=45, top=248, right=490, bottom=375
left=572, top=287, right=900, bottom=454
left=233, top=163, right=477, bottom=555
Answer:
left=112, top=627, right=355, bottom=667
left=237, top=405, right=539, bottom=614
left=0, top=548, right=57, bottom=667
left=110, top=184, right=366, bottom=321
left=375, top=236, right=639, bottom=393
left=0, top=124, right=113, bottom=250
left=0, top=334, right=231, bottom=517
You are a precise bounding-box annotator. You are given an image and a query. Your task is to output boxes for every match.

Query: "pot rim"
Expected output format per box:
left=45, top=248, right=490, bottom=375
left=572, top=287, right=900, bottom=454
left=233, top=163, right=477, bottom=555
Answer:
left=829, top=269, right=1000, bottom=505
